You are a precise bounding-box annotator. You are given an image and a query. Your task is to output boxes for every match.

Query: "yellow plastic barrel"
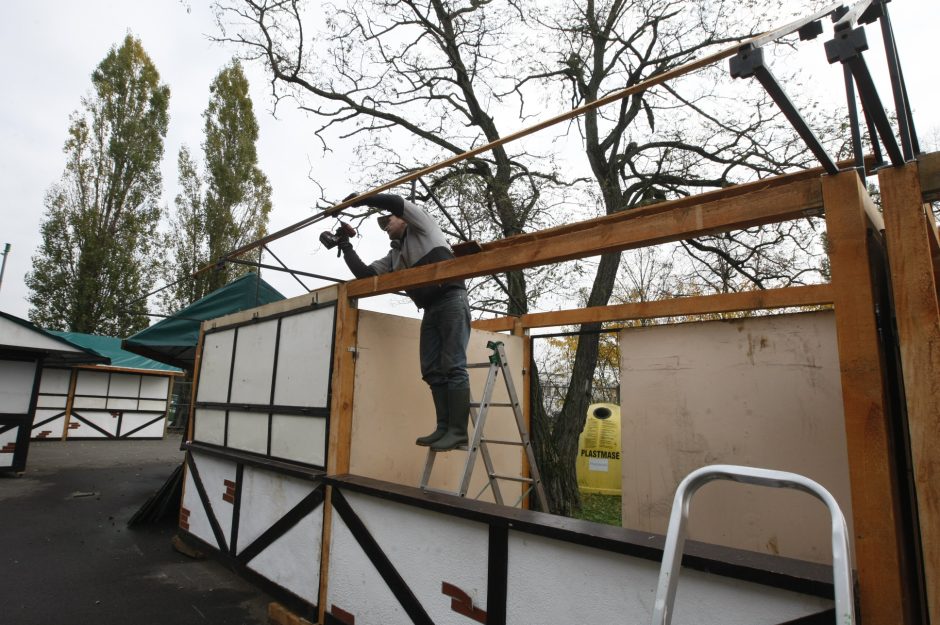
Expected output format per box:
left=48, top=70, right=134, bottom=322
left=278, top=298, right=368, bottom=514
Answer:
left=576, top=403, right=622, bottom=495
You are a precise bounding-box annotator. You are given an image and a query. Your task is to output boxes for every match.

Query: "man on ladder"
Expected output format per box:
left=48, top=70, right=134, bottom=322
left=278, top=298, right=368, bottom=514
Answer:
left=331, top=192, right=471, bottom=452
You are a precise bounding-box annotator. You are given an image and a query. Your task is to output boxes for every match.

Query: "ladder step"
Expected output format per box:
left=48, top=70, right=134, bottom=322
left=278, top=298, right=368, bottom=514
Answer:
left=467, top=363, right=492, bottom=369
left=489, top=473, right=535, bottom=484
left=470, top=402, right=513, bottom=408
left=481, top=438, right=523, bottom=446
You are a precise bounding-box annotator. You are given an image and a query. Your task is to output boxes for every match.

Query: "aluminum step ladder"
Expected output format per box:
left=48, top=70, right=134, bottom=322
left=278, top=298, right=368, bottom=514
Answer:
left=651, top=465, right=855, bottom=625
left=419, top=340, right=548, bottom=512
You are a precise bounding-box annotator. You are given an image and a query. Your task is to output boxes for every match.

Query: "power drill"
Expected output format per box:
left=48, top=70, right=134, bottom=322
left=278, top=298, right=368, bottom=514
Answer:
left=319, top=221, right=357, bottom=256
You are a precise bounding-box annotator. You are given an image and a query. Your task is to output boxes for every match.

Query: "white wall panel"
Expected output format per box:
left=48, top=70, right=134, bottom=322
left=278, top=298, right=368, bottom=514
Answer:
left=197, top=331, right=236, bottom=403
left=505, top=531, right=830, bottom=625
left=229, top=321, right=278, bottom=405
left=36, top=394, right=67, bottom=409
left=189, top=452, right=236, bottom=548
left=194, top=409, right=226, bottom=446
left=0, top=427, right=17, bottom=467
left=76, top=369, right=109, bottom=396
left=120, top=412, right=165, bottom=438
left=140, top=376, right=169, bottom=399
left=109, top=373, right=141, bottom=398
left=246, top=512, right=322, bottom=604
left=39, top=368, right=71, bottom=394
left=107, top=398, right=138, bottom=411
left=73, top=397, right=107, bottom=409
left=31, top=409, right=65, bottom=439
left=226, top=411, right=268, bottom=454
left=0, top=360, right=37, bottom=413
left=182, top=457, right=217, bottom=548
left=69, top=412, right=116, bottom=437
left=138, top=399, right=167, bottom=412
left=237, top=469, right=316, bottom=549
left=344, top=491, right=489, bottom=625
left=328, top=509, right=413, bottom=625
left=274, top=307, right=333, bottom=408
left=269, top=415, right=326, bottom=466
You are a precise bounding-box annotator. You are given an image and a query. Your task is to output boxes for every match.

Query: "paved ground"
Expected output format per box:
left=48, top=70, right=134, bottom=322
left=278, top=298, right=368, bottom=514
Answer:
left=0, top=437, right=273, bottom=625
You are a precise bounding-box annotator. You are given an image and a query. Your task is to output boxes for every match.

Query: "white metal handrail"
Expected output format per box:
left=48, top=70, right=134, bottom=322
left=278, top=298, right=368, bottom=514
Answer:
left=650, top=464, right=854, bottom=625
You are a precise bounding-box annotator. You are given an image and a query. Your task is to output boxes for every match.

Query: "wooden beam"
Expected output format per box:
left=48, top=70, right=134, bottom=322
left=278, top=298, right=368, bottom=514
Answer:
left=822, top=171, right=911, bottom=625
left=319, top=285, right=359, bottom=624
left=60, top=368, right=78, bottom=441
left=186, top=326, right=206, bottom=444
left=348, top=176, right=825, bottom=299
left=472, top=284, right=833, bottom=332
left=919, top=150, right=940, bottom=201
left=879, top=162, right=940, bottom=625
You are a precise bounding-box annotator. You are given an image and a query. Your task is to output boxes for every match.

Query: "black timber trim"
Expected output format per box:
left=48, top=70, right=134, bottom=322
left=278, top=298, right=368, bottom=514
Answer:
left=202, top=299, right=338, bottom=335
left=120, top=414, right=167, bottom=438
left=185, top=451, right=229, bottom=552
left=176, top=530, right=318, bottom=622
left=230, top=463, right=245, bottom=556
left=331, top=488, right=434, bottom=625
left=237, top=485, right=325, bottom=564
left=187, top=442, right=326, bottom=481
left=30, top=411, right=66, bottom=429
left=267, top=318, right=282, bottom=457
left=326, top=474, right=835, bottom=600
left=196, top=402, right=329, bottom=417
left=487, top=522, right=509, bottom=625
left=69, top=411, right=115, bottom=438
left=777, top=608, right=837, bottom=624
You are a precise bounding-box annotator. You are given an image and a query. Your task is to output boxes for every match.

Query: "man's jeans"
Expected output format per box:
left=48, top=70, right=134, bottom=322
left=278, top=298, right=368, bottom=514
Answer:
left=420, top=289, right=471, bottom=390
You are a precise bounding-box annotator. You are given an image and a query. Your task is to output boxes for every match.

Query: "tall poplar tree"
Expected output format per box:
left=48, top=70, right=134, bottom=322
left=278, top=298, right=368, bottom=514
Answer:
left=164, top=59, right=272, bottom=310
left=27, top=34, right=170, bottom=336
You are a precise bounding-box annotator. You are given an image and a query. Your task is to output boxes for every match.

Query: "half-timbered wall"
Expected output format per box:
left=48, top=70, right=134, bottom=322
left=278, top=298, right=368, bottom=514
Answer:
left=35, top=367, right=173, bottom=440
left=193, top=303, right=335, bottom=468
left=0, top=357, right=42, bottom=471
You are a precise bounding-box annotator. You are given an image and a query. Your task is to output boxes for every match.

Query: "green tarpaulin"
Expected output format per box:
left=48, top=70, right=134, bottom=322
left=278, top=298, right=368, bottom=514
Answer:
left=122, top=273, right=285, bottom=369
left=49, top=331, right=181, bottom=372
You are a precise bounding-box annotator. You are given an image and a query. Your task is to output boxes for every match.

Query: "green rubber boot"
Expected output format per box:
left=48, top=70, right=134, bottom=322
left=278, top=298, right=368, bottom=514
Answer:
left=430, top=388, right=470, bottom=452
left=415, top=387, right=449, bottom=446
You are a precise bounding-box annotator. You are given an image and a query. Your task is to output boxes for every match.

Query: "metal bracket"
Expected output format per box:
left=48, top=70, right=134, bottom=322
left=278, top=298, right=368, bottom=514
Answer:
left=730, top=45, right=839, bottom=175
left=825, top=25, right=904, bottom=166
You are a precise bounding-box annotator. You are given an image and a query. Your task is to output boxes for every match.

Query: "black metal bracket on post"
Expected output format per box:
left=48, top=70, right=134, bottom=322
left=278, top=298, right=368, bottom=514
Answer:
left=825, top=20, right=905, bottom=166
left=730, top=45, right=840, bottom=175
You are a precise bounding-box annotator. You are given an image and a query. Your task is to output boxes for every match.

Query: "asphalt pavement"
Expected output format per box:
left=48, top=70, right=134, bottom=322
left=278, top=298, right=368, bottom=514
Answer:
left=0, top=437, right=273, bottom=625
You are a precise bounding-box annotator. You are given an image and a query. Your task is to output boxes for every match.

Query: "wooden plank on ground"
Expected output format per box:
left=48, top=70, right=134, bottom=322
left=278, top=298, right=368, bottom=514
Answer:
left=472, top=284, right=833, bottom=332
left=879, top=162, right=940, bottom=625
left=822, top=170, right=911, bottom=625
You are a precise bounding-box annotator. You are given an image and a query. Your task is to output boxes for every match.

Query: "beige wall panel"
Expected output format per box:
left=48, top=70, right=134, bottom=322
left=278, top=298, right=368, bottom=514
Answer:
left=619, top=310, right=853, bottom=564
left=350, top=311, right=524, bottom=500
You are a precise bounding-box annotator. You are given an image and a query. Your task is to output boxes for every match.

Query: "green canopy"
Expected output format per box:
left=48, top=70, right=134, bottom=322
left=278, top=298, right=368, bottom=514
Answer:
left=49, top=331, right=181, bottom=373
left=122, top=273, right=285, bottom=369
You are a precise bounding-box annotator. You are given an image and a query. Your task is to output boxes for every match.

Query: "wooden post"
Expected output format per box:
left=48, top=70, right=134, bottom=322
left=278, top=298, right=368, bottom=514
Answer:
left=319, top=285, right=359, bottom=624
left=186, top=326, right=206, bottom=444
left=822, top=171, right=911, bottom=625
left=60, top=368, right=78, bottom=440
left=879, top=162, right=940, bottom=625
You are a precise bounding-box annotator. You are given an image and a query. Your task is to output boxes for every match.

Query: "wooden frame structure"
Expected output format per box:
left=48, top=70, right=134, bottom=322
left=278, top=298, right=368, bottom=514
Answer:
left=321, top=152, right=940, bottom=625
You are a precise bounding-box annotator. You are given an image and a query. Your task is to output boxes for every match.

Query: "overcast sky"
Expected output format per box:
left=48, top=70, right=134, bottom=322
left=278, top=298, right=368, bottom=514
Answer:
left=1, top=1, right=938, bottom=327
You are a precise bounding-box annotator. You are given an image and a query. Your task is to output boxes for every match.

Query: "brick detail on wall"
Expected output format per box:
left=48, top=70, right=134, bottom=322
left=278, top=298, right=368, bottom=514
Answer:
left=37, top=430, right=52, bottom=439
left=179, top=506, right=191, bottom=531
left=330, top=605, right=356, bottom=625
left=442, top=582, right=487, bottom=624
left=1, top=443, right=15, bottom=453
left=68, top=422, right=80, bottom=430
left=222, top=479, right=236, bottom=504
